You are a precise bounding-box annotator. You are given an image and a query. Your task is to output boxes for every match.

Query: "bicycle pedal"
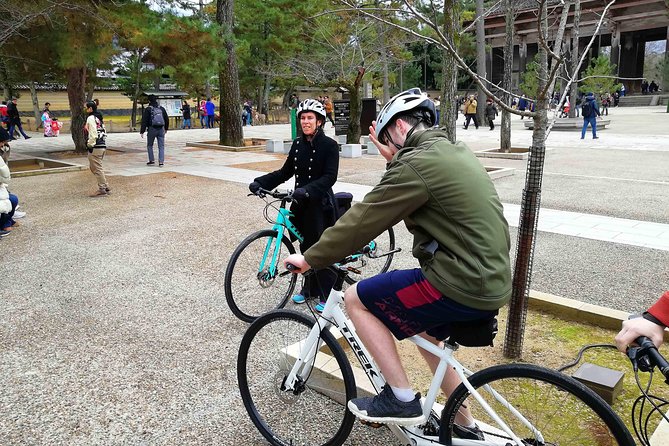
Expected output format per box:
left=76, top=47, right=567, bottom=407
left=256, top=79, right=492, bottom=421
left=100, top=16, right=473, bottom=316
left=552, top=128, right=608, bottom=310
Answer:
left=359, top=419, right=385, bottom=428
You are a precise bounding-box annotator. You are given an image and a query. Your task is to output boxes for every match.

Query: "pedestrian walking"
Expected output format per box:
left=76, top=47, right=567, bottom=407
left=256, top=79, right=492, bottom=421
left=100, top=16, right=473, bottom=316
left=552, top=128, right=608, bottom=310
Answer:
left=181, top=100, right=192, bottom=129
left=140, top=95, right=169, bottom=167
left=205, top=98, right=216, bottom=128
left=485, top=98, right=498, bottom=130
left=7, top=98, right=30, bottom=140
left=462, top=95, right=479, bottom=130
left=580, top=92, right=600, bottom=140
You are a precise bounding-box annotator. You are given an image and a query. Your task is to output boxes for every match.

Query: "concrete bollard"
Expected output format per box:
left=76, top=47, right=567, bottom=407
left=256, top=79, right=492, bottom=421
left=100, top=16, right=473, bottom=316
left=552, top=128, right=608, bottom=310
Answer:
left=336, top=135, right=347, bottom=145
left=266, top=140, right=284, bottom=153
left=283, top=141, right=292, bottom=154
left=341, top=144, right=362, bottom=158
left=360, top=135, right=370, bottom=146
left=366, top=144, right=380, bottom=155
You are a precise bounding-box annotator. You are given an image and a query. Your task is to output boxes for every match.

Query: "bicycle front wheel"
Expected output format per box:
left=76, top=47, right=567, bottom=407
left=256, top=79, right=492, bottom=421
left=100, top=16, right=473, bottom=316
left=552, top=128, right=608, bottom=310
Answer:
left=224, top=229, right=297, bottom=322
left=344, top=227, right=396, bottom=284
left=238, top=310, right=357, bottom=446
left=440, top=363, right=634, bottom=445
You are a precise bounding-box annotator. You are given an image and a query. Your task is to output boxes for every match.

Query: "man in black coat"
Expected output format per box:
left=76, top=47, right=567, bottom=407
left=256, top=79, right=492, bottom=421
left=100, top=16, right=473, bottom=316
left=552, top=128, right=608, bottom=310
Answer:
left=7, top=98, right=30, bottom=140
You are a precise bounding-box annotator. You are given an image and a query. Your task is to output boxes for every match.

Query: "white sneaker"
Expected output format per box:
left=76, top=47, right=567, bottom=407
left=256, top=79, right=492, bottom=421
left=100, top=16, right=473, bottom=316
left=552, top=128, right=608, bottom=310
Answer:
left=13, top=210, right=26, bottom=218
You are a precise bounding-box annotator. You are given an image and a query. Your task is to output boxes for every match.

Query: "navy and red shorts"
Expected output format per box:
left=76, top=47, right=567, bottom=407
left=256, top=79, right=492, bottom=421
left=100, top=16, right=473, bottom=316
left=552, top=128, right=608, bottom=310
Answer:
left=356, top=268, right=496, bottom=341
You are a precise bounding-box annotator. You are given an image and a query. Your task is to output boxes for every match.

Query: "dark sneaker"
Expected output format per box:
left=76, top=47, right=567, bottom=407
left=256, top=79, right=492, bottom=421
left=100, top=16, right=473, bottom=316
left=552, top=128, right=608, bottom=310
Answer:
left=159, top=163, right=164, bottom=167
left=453, top=423, right=485, bottom=440
left=146, top=161, right=155, bottom=165
left=89, top=189, right=108, bottom=197
left=0, top=229, right=10, bottom=237
left=347, top=384, right=425, bottom=426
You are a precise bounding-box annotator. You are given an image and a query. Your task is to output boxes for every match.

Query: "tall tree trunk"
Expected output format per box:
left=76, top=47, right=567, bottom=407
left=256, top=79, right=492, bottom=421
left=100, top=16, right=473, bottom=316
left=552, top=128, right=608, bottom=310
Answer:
left=504, top=0, right=550, bottom=359
left=500, top=0, right=514, bottom=152
left=0, top=60, right=12, bottom=101
left=569, top=0, right=581, bottom=118
left=261, top=73, right=271, bottom=116
left=547, top=2, right=572, bottom=100
left=86, top=71, right=95, bottom=101
left=216, top=0, right=243, bottom=146
left=440, top=0, right=459, bottom=142
left=131, top=50, right=142, bottom=129
left=475, top=0, right=487, bottom=125
left=29, top=82, right=41, bottom=130
left=346, top=67, right=366, bottom=144
left=66, top=67, right=88, bottom=153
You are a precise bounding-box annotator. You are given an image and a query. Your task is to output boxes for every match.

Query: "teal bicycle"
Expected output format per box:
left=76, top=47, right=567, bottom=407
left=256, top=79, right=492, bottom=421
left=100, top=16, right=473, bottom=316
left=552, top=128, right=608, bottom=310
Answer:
left=224, top=187, right=399, bottom=322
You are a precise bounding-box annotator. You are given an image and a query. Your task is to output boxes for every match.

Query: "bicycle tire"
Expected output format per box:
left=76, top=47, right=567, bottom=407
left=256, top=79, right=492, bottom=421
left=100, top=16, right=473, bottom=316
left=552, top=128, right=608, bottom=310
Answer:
left=237, top=310, right=357, bottom=446
left=439, top=363, right=634, bottom=445
left=224, top=229, right=297, bottom=322
left=344, top=227, right=396, bottom=285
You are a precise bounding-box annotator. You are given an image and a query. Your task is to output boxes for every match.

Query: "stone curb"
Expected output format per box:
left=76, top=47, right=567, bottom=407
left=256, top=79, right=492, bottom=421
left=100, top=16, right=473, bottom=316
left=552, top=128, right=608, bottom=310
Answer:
left=528, top=289, right=669, bottom=342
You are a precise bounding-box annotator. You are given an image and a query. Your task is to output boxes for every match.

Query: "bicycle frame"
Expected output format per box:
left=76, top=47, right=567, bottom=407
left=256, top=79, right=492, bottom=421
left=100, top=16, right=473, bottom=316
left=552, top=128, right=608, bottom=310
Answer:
left=257, top=198, right=383, bottom=280
left=282, top=282, right=542, bottom=446
left=259, top=202, right=303, bottom=278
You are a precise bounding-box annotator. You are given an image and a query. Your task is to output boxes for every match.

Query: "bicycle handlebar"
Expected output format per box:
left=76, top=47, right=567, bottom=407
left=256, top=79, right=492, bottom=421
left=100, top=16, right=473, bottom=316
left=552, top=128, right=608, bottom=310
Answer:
left=629, top=336, right=669, bottom=383
left=250, top=187, right=292, bottom=200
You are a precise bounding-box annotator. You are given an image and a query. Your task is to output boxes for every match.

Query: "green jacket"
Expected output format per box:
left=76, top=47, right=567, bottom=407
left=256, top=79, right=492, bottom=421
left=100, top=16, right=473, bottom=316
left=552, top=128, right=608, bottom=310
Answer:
left=304, top=128, right=512, bottom=311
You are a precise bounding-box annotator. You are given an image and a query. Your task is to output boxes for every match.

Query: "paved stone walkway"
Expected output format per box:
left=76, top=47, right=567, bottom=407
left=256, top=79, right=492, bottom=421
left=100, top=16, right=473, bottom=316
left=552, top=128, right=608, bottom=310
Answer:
left=11, top=105, right=669, bottom=252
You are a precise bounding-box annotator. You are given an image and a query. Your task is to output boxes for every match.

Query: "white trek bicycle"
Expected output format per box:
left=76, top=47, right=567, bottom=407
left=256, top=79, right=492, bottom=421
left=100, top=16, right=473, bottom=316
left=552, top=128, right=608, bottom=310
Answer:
left=237, top=258, right=634, bottom=445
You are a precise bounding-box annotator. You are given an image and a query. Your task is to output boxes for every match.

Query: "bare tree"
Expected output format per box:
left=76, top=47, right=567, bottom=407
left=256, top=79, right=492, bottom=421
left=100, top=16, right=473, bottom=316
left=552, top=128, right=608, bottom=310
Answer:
left=439, top=0, right=459, bottom=142
left=500, top=0, right=514, bottom=152
left=475, top=0, right=487, bottom=125
left=337, top=0, right=616, bottom=357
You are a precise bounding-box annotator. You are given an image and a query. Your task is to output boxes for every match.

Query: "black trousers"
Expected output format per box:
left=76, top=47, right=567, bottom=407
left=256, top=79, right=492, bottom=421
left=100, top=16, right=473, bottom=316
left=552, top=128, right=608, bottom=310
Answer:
left=488, top=118, right=495, bottom=130
left=464, top=114, right=479, bottom=129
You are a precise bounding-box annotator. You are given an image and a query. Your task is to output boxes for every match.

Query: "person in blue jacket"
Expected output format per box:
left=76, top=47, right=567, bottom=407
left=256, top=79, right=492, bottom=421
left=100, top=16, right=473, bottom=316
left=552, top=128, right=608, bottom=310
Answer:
left=581, top=92, right=601, bottom=140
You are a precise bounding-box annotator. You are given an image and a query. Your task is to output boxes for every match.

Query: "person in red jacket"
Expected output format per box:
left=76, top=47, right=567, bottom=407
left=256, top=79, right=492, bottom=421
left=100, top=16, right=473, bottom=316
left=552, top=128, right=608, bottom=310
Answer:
left=615, top=291, right=669, bottom=351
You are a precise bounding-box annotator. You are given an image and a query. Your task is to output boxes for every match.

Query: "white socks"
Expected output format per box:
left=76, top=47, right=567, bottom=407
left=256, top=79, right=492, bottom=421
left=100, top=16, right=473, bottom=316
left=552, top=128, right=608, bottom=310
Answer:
left=390, top=385, right=416, bottom=402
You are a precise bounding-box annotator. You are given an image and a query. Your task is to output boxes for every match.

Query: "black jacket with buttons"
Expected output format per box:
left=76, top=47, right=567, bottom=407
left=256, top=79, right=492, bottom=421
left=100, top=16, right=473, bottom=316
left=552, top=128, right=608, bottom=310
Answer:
left=254, top=128, right=339, bottom=250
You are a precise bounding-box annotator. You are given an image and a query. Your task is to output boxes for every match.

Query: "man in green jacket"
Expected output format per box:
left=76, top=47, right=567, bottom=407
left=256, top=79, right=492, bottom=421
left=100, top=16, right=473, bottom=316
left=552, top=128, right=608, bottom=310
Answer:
left=284, top=88, right=511, bottom=437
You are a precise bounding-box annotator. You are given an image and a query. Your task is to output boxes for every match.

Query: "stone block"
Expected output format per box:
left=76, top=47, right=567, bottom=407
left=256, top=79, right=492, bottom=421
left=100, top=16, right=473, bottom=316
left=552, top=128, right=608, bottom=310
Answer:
left=336, top=135, right=347, bottom=145
left=265, top=140, right=284, bottom=153
left=366, top=144, right=380, bottom=155
left=283, top=141, right=292, bottom=154
left=341, top=144, right=362, bottom=158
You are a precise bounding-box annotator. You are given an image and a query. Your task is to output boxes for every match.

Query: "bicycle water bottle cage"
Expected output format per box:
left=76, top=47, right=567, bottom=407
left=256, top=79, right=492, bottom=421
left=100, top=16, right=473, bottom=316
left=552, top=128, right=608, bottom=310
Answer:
left=447, top=316, right=499, bottom=347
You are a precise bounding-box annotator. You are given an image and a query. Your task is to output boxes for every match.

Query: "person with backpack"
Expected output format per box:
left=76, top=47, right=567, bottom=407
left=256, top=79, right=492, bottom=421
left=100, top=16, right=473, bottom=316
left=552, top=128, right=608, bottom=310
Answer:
left=84, top=100, right=110, bottom=197
left=140, top=95, right=169, bottom=166
left=580, top=92, right=600, bottom=140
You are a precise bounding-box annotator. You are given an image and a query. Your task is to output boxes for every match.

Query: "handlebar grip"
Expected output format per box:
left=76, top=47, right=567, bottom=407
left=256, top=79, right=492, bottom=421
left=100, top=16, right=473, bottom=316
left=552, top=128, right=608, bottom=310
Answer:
left=636, top=336, right=669, bottom=378
left=285, top=263, right=299, bottom=272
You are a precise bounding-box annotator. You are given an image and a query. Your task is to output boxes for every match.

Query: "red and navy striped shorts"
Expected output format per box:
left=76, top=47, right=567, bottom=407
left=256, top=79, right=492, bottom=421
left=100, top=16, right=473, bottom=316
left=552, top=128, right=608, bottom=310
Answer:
left=356, top=268, right=496, bottom=341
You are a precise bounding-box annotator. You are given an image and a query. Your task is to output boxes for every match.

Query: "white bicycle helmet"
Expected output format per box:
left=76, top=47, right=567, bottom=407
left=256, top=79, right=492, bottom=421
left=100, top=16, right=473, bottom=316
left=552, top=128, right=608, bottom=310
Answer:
left=297, top=98, right=327, bottom=120
left=375, top=88, right=436, bottom=142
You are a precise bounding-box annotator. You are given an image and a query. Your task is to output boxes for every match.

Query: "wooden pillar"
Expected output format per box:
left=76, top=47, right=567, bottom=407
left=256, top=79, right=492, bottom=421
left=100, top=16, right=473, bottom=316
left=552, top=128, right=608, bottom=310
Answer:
left=665, top=26, right=669, bottom=91
left=519, top=35, right=528, bottom=74
left=610, top=23, right=621, bottom=76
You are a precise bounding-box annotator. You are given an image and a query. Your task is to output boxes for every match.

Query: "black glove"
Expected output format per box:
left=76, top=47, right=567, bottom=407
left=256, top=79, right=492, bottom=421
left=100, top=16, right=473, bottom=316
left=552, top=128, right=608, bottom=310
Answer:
left=249, top=181, right=261, bottom=194
left=292, top=188, right=309, bottom=201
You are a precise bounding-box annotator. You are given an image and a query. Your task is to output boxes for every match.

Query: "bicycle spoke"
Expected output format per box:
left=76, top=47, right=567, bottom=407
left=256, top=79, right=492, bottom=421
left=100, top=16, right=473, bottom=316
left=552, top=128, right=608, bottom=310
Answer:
left=239, top=312, right=356, bottom=446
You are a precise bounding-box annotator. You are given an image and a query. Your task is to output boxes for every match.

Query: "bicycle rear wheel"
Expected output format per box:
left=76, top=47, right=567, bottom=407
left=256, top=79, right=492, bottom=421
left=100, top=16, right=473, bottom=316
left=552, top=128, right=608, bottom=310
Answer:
left=439, top=363, right=634, bottom=445
left=238, top=310, right=357, bottom=446
left=224, top=229, right=297, bottom=322
left=344, top=227, right=396, bottom=284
